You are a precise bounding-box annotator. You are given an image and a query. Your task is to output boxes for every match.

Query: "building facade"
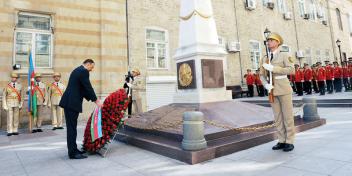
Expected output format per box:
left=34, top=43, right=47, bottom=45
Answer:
left=0, top=0, right=352, bottom=128
left=0, top=0, right=128, bottom=128
left=127, top=0, right=352, bottom=112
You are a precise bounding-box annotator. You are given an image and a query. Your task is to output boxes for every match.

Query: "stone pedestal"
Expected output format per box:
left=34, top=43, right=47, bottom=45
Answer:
left=173, top=0, right=232, bottom=104
left=303, top=98, right=320, bottom=121
left=182, top=111, right=207, bottom=151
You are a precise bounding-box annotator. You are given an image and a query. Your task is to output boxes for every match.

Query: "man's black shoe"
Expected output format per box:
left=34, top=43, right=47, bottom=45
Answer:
left=272, top=143, right=286, bottom=150
left=7, top=133, right=13, bottom=136
left=75, top=149, right=86, bottom=155
left=69, top=153, right=87, bottom=159
left=283, top=144, right=294, bottom=152
left=52, top=127, right=57, bottom=130
left=32, top=129, right=37, bottom=133
left=12, top=132, right=19, bottom=135
left=57, top=127, right=64, bottom=130
left=37, top=129, right=43, bottom=132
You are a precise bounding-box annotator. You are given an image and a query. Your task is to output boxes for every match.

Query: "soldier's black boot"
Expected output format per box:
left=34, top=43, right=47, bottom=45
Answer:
left=7, top=133, right=13, bottom=136
left=283, top=144, right=294, bottom=152
left=272, top=143, right=286, bottom=150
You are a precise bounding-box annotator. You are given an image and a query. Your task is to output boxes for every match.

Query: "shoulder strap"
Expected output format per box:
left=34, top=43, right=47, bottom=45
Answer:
left=7, top=84, right=21, bottom=102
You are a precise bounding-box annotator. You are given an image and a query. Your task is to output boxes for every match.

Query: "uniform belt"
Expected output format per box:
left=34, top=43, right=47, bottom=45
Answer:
left=275, top=75, right=287, bottom=80
left=7, top=96, right=18, bottom=99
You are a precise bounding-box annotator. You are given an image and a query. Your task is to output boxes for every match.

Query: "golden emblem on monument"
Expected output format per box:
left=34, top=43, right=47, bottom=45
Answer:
left=178, top=63, right=193, bottom=87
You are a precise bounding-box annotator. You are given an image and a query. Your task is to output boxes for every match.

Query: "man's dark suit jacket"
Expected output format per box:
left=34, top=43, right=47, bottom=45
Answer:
left=59, top=65, right=97, bottom=112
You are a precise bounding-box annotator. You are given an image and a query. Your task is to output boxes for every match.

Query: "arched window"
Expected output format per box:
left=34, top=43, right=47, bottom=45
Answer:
left=336, top=8, right=343, bottom=30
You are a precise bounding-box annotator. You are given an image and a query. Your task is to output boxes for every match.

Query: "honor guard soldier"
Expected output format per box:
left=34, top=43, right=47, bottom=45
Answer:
left=294, top=64, right=304, bottom=96
left=48, top=73, right=66, bottom=130
left=260, top=33, right=295, bottom=152
left=303, top=63, right=312, bottom=95
left=246, top=69, right=255, bottom=97
left=316, top=62, right=326, bottom=95
left=333, top=62, right=342, bottom=92
left=312, top=64, right=319, bottom=93
left=123, top=68, right=141, bottom=117
left=2, top=73, right=24, bottom=136
left=341, top=62, right=350, bottom=91
left=32, top=73, right=48, bottom=133
left=324, top=61, right=334, bottom=94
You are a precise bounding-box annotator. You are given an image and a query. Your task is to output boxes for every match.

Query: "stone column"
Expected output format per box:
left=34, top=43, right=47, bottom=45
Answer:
left=302, top=98, right=320, bottom=121
left=182, top=111, right=207, bottom=151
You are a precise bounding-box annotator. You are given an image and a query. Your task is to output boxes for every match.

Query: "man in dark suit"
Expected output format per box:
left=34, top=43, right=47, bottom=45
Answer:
left=59, top=59, right=102, bottom=159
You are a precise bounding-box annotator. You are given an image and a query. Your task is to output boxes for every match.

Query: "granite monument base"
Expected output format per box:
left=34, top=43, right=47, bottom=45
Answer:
left=116, top=101, right=325, bottom=164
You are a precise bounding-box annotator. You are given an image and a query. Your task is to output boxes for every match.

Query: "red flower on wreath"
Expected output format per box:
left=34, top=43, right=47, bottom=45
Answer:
left=83, top=89, right=129, bottom=153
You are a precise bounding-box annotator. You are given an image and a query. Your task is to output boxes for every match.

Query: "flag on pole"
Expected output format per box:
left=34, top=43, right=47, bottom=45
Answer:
left=91, top=106, right=103, bottom=142
left=27, top=49, right=36, bottom=116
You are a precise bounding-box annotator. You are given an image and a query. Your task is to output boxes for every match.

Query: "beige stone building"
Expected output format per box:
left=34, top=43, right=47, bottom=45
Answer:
left=1, top=0, right=352, bottom=129
left=0, top=0, right=128, bottom=128
left=127, top=0, right=352, bottom=112
left=327, top=0, right=352, bottom=62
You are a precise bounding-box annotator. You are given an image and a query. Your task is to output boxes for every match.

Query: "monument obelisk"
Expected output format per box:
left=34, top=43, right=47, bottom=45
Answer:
left=173, top=0, right=232, bottom=103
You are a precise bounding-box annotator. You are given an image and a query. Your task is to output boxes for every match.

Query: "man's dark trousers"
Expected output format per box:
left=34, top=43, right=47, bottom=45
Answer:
left=65, top=109, right=79, bottom=156
left=318, top=81, right=325, bottom=95
left=326, top=80, right=333, bottom=93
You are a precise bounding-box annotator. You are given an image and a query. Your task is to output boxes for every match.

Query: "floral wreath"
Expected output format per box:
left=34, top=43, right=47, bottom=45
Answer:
left=83, top=89, right=129, bottom=153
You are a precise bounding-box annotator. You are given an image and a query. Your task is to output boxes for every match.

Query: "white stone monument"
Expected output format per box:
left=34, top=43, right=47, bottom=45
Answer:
left=174, top=0, right=232, bottom=104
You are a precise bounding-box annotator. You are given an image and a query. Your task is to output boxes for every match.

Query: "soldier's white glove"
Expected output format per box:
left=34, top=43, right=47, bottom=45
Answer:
left=264, top=84, right=274, bottom=92
left=263, top=63, right=274, bottom=72
left=127, top=83, right=132, bottom=88
left=3, top=107, right=8, bottom=111
left=332, top=78, right=335, bottom=80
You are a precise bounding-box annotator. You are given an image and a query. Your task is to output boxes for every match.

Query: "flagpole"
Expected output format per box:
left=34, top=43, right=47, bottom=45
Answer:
left=27, top=46, right=33, bottom=133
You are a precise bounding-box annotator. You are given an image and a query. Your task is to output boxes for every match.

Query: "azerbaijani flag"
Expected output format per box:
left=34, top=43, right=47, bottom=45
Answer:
left=27, top=49, right=36, bottom=116
left=91, top=106, right=103, bottom=141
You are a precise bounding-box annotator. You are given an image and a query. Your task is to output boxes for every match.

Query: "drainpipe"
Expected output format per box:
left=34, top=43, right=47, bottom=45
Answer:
left=126, top=0, right=130, bottom=69
left=234, top=0, right=244, bottom=85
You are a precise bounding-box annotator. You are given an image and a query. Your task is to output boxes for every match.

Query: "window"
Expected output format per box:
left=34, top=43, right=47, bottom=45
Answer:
left=309, top=0, right=317, bottom=21
left=305, top=48, right=312, bottom=65
left=281, top=44, right=290, bottom=52
left=316, top=49, right=321, bottom=63
left=249, top=41, right=261, bottom=70
left=325, top=49, right=330, bottom=61
left=14, top=12, right=53, bottom=68
left=336, top=8, right=343, bottom=31
left=262, top=0, right=272, bottom=6
left=145, top=28, right=168, bottom=69
left=218, top=36, right=227, bottom=49
left=298, top=0, right=306, bottom=17
left=277, top=0, right=287, bottom=13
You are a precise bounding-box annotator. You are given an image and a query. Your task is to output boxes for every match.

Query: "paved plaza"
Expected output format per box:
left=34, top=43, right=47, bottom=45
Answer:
left=0, top=107, right=352, bottom=176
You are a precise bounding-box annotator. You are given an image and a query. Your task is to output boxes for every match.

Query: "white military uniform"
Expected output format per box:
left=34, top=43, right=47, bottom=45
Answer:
left=33, top=81, right=48, bottom=130
left=47, top=82, right=65, bottom=128
left=2, top=82, right=23, bottom=134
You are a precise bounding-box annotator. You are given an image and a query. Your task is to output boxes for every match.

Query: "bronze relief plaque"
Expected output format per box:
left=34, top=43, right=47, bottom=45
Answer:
left=177, top=60, right=196, bottom=89
left=201, top=59, right=224, bottom=88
